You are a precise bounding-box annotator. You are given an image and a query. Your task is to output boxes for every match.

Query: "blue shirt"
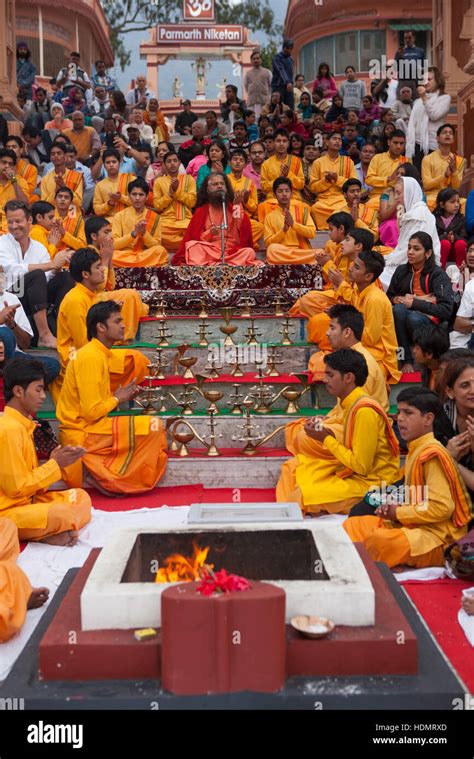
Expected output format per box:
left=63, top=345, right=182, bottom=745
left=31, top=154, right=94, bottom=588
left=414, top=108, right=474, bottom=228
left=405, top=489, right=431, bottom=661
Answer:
left=271, top=51, right=293, bottom=88
left=99, top=156, right=138, bottom=180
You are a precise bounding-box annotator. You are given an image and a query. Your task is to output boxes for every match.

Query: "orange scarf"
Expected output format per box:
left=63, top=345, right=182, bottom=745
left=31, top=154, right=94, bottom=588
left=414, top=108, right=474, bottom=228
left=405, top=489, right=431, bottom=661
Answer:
left=410, top=442, right=473, bottom=528
left=132, top=209, right=159, bottom=250
left=336, top=395, right=399, bottom=479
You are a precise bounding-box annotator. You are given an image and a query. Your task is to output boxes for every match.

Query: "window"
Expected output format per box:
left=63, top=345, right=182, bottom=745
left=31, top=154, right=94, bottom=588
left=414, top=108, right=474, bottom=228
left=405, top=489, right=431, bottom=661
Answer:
left=300, top=30, right=386, bottom=80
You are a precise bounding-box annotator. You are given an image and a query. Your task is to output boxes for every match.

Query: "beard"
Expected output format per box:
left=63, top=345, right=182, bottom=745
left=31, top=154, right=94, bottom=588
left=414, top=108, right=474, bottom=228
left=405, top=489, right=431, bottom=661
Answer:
left=208, top=190, right=226, bottom=206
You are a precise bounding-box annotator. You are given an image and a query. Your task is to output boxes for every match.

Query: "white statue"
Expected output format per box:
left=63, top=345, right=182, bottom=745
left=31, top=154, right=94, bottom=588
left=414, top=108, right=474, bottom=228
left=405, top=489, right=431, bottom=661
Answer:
left=191, top=57, right=208, bottom=99
left=172, top=77, right=184, bottom=99
left=217, top=77, right=227, bottom=101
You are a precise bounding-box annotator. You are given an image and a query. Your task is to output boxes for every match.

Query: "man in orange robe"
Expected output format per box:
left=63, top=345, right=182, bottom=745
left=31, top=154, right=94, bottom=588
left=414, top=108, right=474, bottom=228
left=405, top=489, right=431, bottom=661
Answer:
left=57, top=301, right=168, bottom=494
left=0, top=518, right=49, bottom=643
left=171, top=173, right=261, bottom=266
left=111, top=177, right=167, bottom=267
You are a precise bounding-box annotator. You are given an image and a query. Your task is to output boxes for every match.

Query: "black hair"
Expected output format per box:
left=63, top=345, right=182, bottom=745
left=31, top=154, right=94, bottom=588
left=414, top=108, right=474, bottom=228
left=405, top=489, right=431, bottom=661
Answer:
left=411, top=324, right=450, bottom=360
left=233, top=120, right=248, bottom=131
left=5, top=135, right=23, bottom=149
left=358, top=250, right=385, bottom=280
left=347, top=227, right=375, bottom=250
left=436, top=123, right=455, bottom=137
left=86, top=301, right=121, bottom=341
left=102, top=148, right=121, bottom=163
left=274, top=128, right=290, bottom=140
left=50, top=142, right=67, bottom=154
left=272, top=176, right=293, bottom=194
left=342, top=178, right=362, bottom=193
left=327, top=304, right=364, bottom=341
left=435, top=188, right=460, bottom=215
left=127, top=177, right=149, bottom=194
left=327, top=211, right=354, bottom=234
left=55, top=186, right=74, bottom=200
left=388, top=129, right=406, bottom=140
left=408, top=231, right=433, bottom=253
left=399, top=162, right=422, bottom=187
left=0, top=148, right=17, bottom=165
left=440, top=348, right=474, bottom=364
left=324, top=348, right=368, bottom=386
left=230, top=148, right=248, bottom=161
left=21, top=125, right=40, bottom=138
left=345, top=65, right=356, bottom=73
left=397, top=386, right=443, bottom=417
left=69, top=248, right=101, bottom=283
left=31, top=201, right=55, bottom=223
left=443, top=357, right=474, bottom=390
left=3, top=358, right=46, bottom=402
left=206, top=140, right=228, bottom=168
left=85, top=215, right=111, bottom=244
left=163, top=151, right=179, bottom=163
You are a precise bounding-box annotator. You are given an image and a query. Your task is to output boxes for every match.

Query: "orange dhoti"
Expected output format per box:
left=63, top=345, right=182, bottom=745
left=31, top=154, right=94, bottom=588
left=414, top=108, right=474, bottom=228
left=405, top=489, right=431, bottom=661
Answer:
left=289, top=290, right=336, bottom=318
left=112, top=245, right=168, bottom=268
left=184, top=241, right=261, bottom=266
left=62, top=415, right=168, bottom=494
left=102, top=289, right=148, bottom=341
left=250, top=218, right=264, bottom=249
left=276, top=456, right=360, bottom=515
left=266, top=244, right=317, bottom=265
left=284, top=415, right=343, bottom=457
left=343, top=515, right=445, bottom=568
left=3, top=489, right=92, bottom=543
left=0, top=519, right=32, bottom=643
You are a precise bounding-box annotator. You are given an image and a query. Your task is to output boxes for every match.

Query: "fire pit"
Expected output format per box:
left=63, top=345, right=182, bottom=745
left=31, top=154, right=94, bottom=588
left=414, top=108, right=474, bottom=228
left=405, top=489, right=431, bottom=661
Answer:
left=80, top=523, right=375, bottom=630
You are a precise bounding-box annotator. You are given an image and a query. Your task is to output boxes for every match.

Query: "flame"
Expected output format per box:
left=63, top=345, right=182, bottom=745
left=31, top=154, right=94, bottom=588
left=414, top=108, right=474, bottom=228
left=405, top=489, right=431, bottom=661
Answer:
left=154, top=542, right=212, bottom=583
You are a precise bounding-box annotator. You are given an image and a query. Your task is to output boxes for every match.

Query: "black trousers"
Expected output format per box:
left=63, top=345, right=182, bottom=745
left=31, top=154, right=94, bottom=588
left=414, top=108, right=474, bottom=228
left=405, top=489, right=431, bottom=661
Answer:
left=412, top=143, right=434, bottom=173
left=273, top=85, right=294, bottom=110
left=18, top=269, right=74, bottom=343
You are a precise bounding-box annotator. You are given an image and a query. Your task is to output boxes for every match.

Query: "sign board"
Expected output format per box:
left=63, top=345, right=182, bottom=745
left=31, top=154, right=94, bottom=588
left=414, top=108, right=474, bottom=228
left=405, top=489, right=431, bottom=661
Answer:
left=157, top=24, right=244, bottom=46
left=183, top=0, right=215, bottom=21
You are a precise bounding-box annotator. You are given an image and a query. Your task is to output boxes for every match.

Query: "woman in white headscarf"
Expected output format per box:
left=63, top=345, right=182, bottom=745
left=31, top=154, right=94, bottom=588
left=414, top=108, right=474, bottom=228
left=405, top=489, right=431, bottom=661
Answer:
left=405, top=67, right=451, bottom=171
left=379, top=175, right=440, bottom=290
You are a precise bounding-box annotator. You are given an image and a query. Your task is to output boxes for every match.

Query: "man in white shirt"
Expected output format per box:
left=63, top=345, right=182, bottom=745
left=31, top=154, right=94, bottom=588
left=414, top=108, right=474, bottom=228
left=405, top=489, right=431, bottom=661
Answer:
left=244, top=50, right=272, bottom=119
left=451, top=279, right=474, bottom=349
left=339, top=66, right=366, bottom=110
left=126, top=75, right=156, bottom=107
left=127, top=107, right=154, bottom=144
left=56, top=52, right=91, bottom=98
left=0, top=200, right=73, bottom=348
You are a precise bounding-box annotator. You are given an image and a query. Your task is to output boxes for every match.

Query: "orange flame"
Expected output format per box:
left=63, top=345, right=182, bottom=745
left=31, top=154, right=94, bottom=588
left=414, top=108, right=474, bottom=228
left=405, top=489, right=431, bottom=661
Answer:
left=154, top=542, right=213, bottom=583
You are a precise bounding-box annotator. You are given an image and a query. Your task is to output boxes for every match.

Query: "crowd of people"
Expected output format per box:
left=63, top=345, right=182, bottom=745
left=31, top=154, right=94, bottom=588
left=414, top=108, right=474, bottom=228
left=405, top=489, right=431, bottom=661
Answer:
left=1, top=36, right=474, bottom=641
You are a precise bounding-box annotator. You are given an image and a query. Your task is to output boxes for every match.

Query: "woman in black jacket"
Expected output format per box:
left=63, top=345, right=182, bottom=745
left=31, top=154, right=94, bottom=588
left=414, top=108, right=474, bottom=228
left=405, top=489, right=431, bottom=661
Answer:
left=386, top=231, right=454, bottom=372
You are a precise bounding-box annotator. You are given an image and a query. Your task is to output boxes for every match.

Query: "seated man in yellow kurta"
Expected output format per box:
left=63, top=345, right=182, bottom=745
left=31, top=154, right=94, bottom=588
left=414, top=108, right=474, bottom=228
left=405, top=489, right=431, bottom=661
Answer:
left=324, top=250, right=401, bottom=384
left=0, top=517, right=49, bottom=642
left=421, top=124, right=465, bottom=211
left=365, top=130, right=410, bottom=211
left=56, top=301, right=168, bottom=495
left=227, top=148, right=263, bottom=249
left=259, top=128, right=305, bottom=221
left=54, top=187, right=86, bottom=251
left=40, top=143, right=83, bottom=210
left=152, top=150, right=196, bottom=251
left=53, top=247, right=149, bottom=401
left=263, top=176, right=316, bottom=264
left=30, top=200, right=76, bottom=259
left=93, top=148, right=135, bottom=219
left=111, top=177, right=168, bottom=267
left=0, top=359, right=91, bottom=545
left=309, top=132, right=357, bottom=230
left=276, top=349, right=399, bottom=515
left=340, top=178, right=379, bottom=237
left=285, top=304, right=389, bottom=458
left=5, top=135, right=38, bottom=203
left=0, top=148, right=30, bottom=233
left=345, top=387, right=472, bottom=568
left=290, top=215, right=368, bottom=318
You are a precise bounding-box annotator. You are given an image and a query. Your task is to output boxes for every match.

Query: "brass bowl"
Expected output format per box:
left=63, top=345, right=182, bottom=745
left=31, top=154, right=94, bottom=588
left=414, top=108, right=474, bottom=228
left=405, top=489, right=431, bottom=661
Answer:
left=290, top=615, right=335, bottom=639
left=178, top=356, right=198, bottom=379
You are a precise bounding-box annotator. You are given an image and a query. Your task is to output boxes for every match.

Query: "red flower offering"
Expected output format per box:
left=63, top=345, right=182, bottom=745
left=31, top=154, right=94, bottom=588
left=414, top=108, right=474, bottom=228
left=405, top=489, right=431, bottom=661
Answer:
left=196, top=566, right=251, bottom=596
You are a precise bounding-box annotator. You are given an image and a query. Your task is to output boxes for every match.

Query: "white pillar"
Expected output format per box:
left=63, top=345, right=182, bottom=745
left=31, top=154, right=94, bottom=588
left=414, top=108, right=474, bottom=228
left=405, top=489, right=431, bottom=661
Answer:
left=75, top=16, right=79, bottom=52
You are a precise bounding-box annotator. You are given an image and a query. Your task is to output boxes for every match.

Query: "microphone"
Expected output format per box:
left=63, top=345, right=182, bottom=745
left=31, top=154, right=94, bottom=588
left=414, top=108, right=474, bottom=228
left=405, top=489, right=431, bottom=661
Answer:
left=220, top=190, right=226, bottom=201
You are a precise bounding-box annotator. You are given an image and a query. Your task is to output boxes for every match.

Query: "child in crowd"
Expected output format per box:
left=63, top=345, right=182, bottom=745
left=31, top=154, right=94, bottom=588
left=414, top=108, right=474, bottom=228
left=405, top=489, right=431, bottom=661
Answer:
left=434, top=188, right=467, bottom=268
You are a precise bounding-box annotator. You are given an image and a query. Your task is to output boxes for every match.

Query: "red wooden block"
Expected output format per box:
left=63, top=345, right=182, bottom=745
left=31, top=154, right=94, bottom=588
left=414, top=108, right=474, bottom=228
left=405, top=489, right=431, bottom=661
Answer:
left=161, top=581, right=286, bottom=695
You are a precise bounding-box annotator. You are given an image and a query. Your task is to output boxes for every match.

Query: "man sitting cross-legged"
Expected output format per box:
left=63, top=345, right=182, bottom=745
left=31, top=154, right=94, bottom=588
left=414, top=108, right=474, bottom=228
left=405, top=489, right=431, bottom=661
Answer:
left=111, top=177, right=168, bottom=268
left=152, top=151, right=196, bottom=252
left=322, top=249, right=401, bottom=384
left=171, top=173, right=261, bottom=267
left=0, top=359, right=91, bottom=544
left=285, top=305, right=389, bottom=458
left=309, top=132, right=357, bottom=230
left=52, top=248, right=149, bottom=403
left=263, top=176, right=317, bottom=264
left=0, top=517, right=49, bottom=642
left=345, top=387, right=472, bottom=568
left=260, top=127, right=305, bottom=221
left=56, top=301, right=168, bottom=494
left=227, top=148, right=263, bottom=249
left=289, top=219, right=369, bottom=318
left=276, top=349, right=399, bottom=515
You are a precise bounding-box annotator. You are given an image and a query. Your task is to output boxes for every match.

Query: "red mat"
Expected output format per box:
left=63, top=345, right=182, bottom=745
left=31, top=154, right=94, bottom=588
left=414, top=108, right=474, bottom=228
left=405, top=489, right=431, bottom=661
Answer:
left=88, top=485, right=276, bottom=511
left=402, top=578, right=474, bottom=692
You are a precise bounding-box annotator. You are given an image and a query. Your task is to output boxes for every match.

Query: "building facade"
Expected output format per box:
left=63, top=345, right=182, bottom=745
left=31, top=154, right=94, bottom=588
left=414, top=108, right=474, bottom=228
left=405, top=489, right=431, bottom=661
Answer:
left=16, top=0, right=114, bottom=85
